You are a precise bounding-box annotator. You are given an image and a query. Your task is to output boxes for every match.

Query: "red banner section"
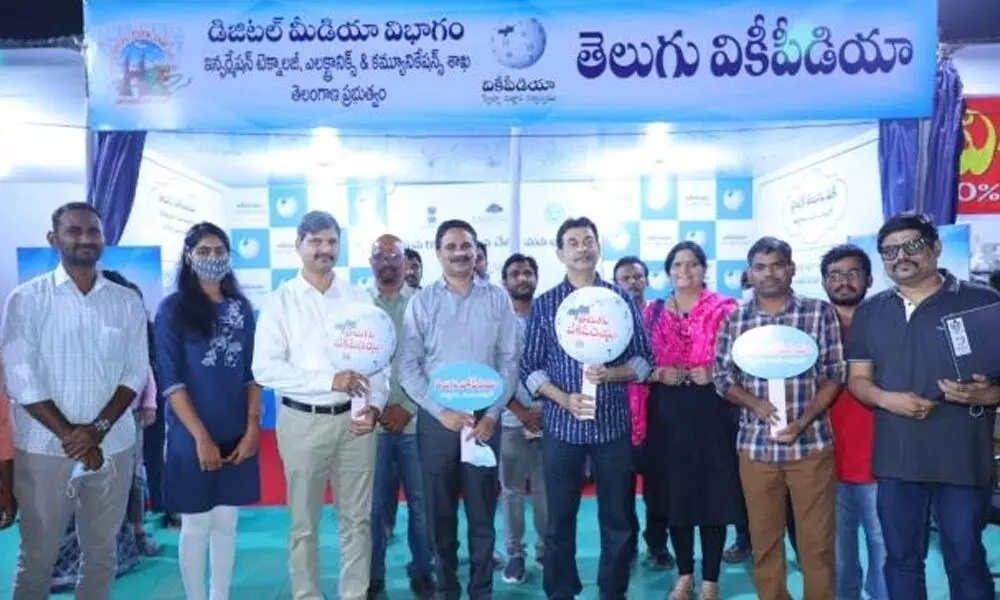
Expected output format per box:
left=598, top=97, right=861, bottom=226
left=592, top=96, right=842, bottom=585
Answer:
left=958, top=96, right=1000, bottom=215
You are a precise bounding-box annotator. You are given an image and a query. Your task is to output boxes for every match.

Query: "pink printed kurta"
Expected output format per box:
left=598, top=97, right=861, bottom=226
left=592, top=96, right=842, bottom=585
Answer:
left=0, top=354, right=13, bottom=461
left=629, top=291, right=738, bottom=445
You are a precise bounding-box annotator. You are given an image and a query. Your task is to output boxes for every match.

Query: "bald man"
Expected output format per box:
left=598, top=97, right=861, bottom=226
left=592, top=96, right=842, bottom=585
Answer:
left=367, top=235, right=436, bottom=598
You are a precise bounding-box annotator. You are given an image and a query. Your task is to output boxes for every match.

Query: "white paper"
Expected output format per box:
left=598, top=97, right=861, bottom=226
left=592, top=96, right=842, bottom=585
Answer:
left=351, top=395, right=367, bottom=420
left=579, top=364, right=597, bottom=420
left=523, top=427, right=543, bottom=440
left=768, top=379, right=789, bottom=438
left=460, top=425, right=497, bottom=467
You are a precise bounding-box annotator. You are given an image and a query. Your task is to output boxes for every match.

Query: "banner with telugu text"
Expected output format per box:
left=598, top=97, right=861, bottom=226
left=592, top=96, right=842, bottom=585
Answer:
left=82, top=0, right=937, bottom=131
left=957, top=96, right=1000, bottom=216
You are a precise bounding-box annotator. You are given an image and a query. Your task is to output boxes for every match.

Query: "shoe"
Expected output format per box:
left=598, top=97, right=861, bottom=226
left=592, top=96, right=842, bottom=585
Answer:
left=492, top=550, right=504, bottom=571
left=159, top=513, right=181, bottom=529
left=535, top=555, right=545, bottom=570
left=367, top=579, right=384, bottom=599
left=502, top=556, right=526, bottom=584
left=645, top=549, right=675, bottom=570
left=722, top=543, right=751, bottom=564
left=409, top=574, right=435, bottom=599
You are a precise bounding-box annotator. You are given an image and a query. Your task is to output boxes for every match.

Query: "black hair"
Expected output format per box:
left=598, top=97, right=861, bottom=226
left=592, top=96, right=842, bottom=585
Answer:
left=664, top=242, right=708, bottom=272
left=434, top=219, right=477, bottom=249
left=172, top=222, right=249, bottom=338
left=612, top=256, right=648, bottom=278
left=501, top=253, right=539, bottom=280
left=296, top=211, right=341, bottom=244
left=102, top=269, right=155, bottom=366
left=51, top=202, right=101, bottom=232
left=989, top=270, right=1000, bottom=292
left=476, top=240, right=488, bottom=258
left=555, top=217, right=599, bottom=250
left=820, top=243, right=872, bottom=278
left=740, top=270, right=750, bottom=290
left=404, top=248, right=422, bottom=263
left=747, top=236, right=793, bottom=264
left=876, top=212, right=939, bottom=252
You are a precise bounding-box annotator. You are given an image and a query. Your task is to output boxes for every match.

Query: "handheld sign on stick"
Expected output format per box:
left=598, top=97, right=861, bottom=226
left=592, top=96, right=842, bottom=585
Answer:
left=731, top=325, right=819, bottom=438
left=555, top=287, right=635, bottom=420
left=326, top=302, right=397, bottom=418
left=429, top=362, right=507, bottom=467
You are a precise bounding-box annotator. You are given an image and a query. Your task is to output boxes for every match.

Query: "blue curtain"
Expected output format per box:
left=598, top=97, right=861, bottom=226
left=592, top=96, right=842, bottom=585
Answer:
left=878, top=119, right=920, bottom=219
left=877, top=57, right=965, bottom=225
left=87, top=131, right=147, bottom=245
left=922, top=58, right=964, bottom=226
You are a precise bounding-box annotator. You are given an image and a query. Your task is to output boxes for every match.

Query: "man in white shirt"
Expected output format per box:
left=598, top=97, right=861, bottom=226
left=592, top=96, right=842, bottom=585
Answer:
left=253, top=211, right=387, bottom=600
left=0, top=202, right=149, bottom=600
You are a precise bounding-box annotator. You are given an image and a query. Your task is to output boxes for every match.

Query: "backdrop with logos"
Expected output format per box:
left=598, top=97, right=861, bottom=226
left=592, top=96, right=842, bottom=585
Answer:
left=227, top=173, right=756, bottom=428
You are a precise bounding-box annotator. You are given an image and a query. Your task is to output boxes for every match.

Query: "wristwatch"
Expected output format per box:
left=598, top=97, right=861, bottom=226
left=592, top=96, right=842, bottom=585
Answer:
left=92, top=418, right=111, bottom=434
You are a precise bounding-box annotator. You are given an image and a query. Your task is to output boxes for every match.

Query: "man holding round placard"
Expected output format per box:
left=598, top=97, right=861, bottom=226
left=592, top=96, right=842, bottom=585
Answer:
left=253, top=211, right=388, bottom=600
left=520, top=216, right=654, bottom=600
left=714, top=236, right=845, bottom=600
left=398, top=219, right=520, bottom=600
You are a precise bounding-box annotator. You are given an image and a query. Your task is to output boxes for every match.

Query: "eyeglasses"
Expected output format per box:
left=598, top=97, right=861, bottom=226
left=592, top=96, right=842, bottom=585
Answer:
left=371, top=252, right=403, bottom=264
left=824, top=269, right=865, bottom=283
left=878, top=237, right=928, bottom=261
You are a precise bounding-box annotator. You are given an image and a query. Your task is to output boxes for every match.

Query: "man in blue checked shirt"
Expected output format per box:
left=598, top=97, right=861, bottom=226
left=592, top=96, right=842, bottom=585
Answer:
left=714, top=236, right=845, bottom=600
left=520, top=216, right=654, bottom=600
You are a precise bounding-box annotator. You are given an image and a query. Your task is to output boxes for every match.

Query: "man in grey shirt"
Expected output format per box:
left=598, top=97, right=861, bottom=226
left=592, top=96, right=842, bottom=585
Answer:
left=399, top=219, right=520, bottom=600
left=497, top=253, right=546, bottom=584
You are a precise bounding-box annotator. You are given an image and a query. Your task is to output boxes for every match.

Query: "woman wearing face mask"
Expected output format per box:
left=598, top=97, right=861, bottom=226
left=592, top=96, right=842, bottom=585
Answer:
left=640, top=241, right=745, bottom=600
left=155, top=222, right=261, bottom=600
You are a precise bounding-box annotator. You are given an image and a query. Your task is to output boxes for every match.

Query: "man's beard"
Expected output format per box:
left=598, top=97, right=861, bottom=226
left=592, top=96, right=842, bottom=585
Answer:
left=830, top=292, right=865, bottom=307
left=511, top=290, right=534, bottom=302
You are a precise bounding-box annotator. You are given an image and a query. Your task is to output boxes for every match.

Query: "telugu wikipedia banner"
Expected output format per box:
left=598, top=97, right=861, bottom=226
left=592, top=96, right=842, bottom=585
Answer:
left=83, top=0, right=936, bottom=131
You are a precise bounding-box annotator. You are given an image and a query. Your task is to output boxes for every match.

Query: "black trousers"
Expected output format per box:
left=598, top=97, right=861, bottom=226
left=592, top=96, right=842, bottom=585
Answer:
left=142, top=390, right=167, bottom=512
left=416, top=410, right=500, bottom=600
left=627, top=444, right=668, bottom=555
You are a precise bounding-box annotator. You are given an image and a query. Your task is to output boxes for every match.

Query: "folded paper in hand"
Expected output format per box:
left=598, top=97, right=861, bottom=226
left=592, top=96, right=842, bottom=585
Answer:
left=460, top=425, right=497, bottom=468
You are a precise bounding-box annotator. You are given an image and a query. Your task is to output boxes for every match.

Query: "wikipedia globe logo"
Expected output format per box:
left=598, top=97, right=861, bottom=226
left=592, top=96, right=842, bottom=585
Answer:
left=490, top=18, right=547, bottom=69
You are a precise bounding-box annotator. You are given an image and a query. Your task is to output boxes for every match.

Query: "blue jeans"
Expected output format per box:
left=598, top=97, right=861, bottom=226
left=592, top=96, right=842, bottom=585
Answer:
left=370, top=433, right=433, bottom=580
left=836, top=482, right=887, bottom=600
left=543, top=435, right=632, bottom=600
left=877, top=478, right=994, bottom=600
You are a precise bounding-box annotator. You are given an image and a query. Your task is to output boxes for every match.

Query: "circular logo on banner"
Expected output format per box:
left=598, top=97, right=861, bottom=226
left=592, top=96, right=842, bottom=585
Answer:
left=326, top=302, right=397, bottom=376
left=554, top=286, right=634, bottom=365
left=429, top=362, right=507, bottom=413
left=731, top=324, right=819, bottom=380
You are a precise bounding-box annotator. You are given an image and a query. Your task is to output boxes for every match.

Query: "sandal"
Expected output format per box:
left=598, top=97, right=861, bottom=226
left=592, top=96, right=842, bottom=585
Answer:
left=669, top=575, right=695, bottom=600
left=699, top=581, right=720, bottom=600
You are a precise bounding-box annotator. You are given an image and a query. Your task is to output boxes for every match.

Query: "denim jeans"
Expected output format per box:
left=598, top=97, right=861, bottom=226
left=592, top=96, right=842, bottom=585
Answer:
left=543, top=435, right=632, bottom=600
left=877, top=478, right=994, bottom=600
left=370, top=432, right=433, bottom=581
left=836, top=482, right=887, bottom=600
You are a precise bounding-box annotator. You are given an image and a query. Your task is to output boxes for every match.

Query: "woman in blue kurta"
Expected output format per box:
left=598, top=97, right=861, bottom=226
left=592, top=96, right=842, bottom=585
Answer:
left=155, top=222, right=261, bottom=600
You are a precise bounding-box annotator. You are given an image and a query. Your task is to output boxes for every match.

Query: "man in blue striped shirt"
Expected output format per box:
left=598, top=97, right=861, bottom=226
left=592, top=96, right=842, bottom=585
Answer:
left=520, top=217, right=653, bottom=600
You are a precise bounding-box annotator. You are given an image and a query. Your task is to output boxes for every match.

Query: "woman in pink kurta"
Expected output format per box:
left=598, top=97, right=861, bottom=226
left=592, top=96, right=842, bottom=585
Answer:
left=0, top=353, right=16, bottom=530
left=639, top=241, right=744, bottom=600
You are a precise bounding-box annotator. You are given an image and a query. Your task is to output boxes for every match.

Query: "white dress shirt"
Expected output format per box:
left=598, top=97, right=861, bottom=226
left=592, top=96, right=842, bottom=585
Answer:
left=252, top=272, right=388, bottom=410
left=0, top=265, right=149, bottom=456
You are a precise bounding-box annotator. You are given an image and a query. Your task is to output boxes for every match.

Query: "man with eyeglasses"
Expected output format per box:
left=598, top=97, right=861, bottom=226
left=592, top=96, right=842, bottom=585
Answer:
left=847, top=213, right=1000, bottom=600
left=820, top=243, right=887, bottom=600
left=366, top=235, right=435, bottom=598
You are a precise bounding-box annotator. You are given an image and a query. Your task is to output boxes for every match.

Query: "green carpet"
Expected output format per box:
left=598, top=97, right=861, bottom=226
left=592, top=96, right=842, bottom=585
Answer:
left=0, top=500, right=997, bottom=599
